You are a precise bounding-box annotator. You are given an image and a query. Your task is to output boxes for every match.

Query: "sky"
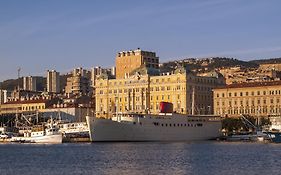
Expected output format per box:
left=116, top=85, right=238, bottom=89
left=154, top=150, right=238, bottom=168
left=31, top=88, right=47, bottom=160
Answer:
left=0, top=0, right=281, bottom=81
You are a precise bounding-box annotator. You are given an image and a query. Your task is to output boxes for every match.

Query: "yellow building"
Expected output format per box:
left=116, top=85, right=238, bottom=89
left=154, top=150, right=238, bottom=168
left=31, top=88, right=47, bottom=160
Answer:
left=0, top=99, right=54, bottom=115
left=0, top=101, right=22, bottom=115
left=213, top=81, right=281, bottom=118
left=116, top=48, right=159, bottom=79
left=95, top=67, right=224, bottom=118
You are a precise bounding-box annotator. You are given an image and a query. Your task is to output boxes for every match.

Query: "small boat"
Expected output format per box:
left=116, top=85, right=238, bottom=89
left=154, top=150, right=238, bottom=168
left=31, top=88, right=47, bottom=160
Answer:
left=266, top=131, right=281, bottom=143
left=226, top=131, right=268, bottom=142
left=263, top=115, right=281, bottom=143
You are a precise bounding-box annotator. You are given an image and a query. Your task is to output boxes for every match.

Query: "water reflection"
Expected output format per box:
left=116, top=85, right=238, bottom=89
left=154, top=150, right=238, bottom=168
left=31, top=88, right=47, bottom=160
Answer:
left=1, top=142, right=281, bottom=175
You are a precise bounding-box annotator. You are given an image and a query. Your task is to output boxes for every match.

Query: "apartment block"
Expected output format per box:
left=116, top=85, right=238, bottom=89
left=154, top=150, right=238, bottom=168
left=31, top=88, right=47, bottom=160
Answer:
left=23, top=76, right=37, bottom=91
left=47, top=70, right=60, bottom=93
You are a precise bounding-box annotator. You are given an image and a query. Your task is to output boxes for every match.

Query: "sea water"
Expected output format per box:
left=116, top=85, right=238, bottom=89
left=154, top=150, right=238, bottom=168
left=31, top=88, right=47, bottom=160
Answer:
left=0, top=141, right=280, bottom=175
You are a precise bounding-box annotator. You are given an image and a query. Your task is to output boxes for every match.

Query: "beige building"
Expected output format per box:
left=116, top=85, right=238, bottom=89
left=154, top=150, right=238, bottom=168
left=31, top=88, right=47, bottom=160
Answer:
left=214, top=81, right=281, bottom=118
left=0, top=90, right=9, bottom=105
left=95, top=67, right=224, bottom=118
left=47, top=70, right=60, bottom=93
left=116, top=48, right=159, bottom=79
left=0, top=99, right=50, bottom=115
left=65, top=68, right=91, bottom=95
left=23, top=76, right=37, bottom=91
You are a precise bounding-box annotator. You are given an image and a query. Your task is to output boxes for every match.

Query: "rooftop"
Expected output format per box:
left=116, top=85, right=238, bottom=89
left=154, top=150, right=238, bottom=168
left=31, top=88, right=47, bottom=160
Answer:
left=215, top=81, right=281, bottom=89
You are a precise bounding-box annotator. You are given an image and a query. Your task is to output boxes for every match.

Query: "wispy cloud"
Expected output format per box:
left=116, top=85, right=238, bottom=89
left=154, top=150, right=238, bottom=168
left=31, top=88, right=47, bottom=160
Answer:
left=0, top=0, right=236, bottom=39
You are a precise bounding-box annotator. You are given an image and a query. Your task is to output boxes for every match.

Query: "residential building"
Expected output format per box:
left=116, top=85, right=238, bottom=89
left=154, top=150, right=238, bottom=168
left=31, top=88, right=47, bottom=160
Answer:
left=47, top=70, right=60, bottom=93
left=23, top=76, right=37, bottom=91
left=0, top=90, right=9, bottom=105
left=65, top=68, right=91, bottom=95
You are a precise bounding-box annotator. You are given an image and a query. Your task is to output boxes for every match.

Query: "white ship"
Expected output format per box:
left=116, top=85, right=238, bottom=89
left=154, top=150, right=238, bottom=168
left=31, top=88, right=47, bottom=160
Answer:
left=86, top=113, right=222, bottom=142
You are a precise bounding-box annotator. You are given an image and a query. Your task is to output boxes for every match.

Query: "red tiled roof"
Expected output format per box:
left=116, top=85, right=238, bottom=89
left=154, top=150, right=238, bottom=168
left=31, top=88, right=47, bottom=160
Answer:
left=214, top=81, right=281, bottom=89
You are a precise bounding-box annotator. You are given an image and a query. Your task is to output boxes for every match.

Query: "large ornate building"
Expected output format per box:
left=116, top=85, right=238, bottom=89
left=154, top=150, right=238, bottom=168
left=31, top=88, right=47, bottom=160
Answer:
left=95, top=49, right=225, bottom=118
left=213, top=81, right=281, bottom=118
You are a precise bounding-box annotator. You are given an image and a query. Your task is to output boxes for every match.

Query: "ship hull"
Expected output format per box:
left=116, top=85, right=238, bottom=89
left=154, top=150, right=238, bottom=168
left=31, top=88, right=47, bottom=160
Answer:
left=86, top=115, right=222, bottom=142
left=11, top=134, right=63, bottom=144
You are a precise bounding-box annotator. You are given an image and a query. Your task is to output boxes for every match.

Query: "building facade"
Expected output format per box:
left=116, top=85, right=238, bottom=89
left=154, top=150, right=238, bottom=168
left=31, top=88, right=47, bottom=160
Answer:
left=47, top=70, right=60, bottom=93
left=214, top=81, right=281, bottom=118
left=0, top=90, right=9, bottom=105
left=95, top=70, right=224, bottom=118
left=0, top=99, right=49, bottom=115
left=116, top=48, right=159, bottom=79
left=23, top=76, right=37, bottom=91
left=65, top=68, right=91, bottom=95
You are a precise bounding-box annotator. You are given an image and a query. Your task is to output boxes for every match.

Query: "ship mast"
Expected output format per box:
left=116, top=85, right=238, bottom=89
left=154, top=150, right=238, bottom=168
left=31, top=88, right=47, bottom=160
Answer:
left=191, top=86, right=195, bottom=115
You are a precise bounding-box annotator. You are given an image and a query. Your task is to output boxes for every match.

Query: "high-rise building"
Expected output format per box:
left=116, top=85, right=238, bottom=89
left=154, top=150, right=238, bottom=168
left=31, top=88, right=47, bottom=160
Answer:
left=65, top=68, right=91, bottom=95
left=116, top=48, right=159, bottom=79
left=91, top=67, right=114, bottom=87
left=47, top=70, right=60, bottom=93
left=23, top=76, right=37, bottom=91
left=0, top=90, right=9, bottom=104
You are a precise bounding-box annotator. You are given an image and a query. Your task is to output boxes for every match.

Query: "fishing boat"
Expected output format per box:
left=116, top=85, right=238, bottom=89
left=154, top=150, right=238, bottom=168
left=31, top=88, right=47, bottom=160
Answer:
left=11, top=118, right=62, bottom=144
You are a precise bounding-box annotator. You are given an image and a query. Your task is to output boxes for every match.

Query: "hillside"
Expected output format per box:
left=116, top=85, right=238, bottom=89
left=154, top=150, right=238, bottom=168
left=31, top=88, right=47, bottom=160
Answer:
left=0, top=78, right=23, bottom=91
left=160, top=57, right=260, bottom=73
left=249, top=57, right=281, bottom=65
left=0, top=74, right=69, bottom=92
